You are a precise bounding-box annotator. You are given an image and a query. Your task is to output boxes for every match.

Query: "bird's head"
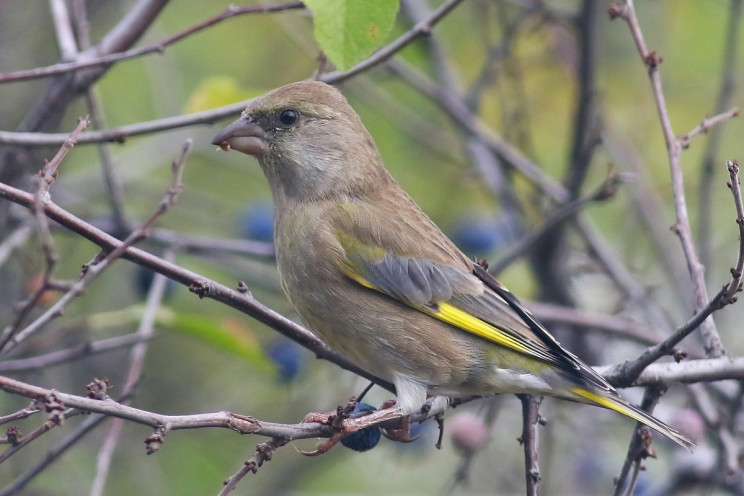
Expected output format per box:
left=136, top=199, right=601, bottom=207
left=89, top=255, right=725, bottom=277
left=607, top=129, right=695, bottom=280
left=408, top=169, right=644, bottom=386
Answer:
left=212, top=81, right=388, bottom=203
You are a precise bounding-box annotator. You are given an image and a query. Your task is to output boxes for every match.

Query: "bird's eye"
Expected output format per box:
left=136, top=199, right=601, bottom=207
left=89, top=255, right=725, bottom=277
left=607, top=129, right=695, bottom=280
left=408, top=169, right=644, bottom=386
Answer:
left=279, top=109, right=298, bottom=125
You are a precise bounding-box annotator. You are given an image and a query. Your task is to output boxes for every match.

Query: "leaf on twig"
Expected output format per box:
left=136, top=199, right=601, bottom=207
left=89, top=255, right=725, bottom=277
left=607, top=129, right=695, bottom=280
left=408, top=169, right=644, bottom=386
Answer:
left=305, top=0, right=399, bottom=71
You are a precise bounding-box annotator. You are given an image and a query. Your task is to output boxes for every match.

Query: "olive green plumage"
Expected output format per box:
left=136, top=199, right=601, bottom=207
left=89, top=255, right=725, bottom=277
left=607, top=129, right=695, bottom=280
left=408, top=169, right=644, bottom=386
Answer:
left=212, top=81, right=693, bottom=450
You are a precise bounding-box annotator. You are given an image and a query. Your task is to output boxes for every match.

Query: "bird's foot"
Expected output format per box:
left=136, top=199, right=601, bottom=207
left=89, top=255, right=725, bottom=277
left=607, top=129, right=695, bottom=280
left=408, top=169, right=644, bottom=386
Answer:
left=298, top=400, right=406, bottom=455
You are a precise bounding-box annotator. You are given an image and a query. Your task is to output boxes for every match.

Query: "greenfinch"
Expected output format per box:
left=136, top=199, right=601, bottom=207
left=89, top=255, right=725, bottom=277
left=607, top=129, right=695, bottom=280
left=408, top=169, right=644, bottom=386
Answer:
left=212, top=81, right=693, bottom=450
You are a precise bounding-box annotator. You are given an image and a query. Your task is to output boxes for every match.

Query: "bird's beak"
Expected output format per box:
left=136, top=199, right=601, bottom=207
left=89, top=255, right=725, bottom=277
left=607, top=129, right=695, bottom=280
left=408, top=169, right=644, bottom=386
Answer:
left=212, top=117, right=268, bottom=156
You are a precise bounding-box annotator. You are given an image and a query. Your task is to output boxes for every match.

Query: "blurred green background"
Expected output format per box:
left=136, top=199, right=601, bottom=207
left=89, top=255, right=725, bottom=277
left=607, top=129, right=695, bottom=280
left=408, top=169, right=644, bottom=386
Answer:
left=1, top=0, right=743, bottom=494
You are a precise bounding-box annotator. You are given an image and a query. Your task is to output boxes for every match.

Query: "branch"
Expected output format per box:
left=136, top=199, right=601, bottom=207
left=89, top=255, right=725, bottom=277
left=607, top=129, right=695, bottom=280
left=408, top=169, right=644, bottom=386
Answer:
left=219, top=438, right=289, bottom=496
left=0, top=102, right=247, bottom=146
left=610, top=0, right=725, bottom=357
left=318, top=0, right=467, bottom=84
left=490, top=172, right=626, bottom=274
left=607, top=356, right=744, bottom=386
left=0, top=3, right=304, bottom=84
left=0, top=374, right=444, bottom=444
left=722, top=160, right=744, bottom=305
left=698, top=0, right=743, bottom=269
left=0, top=140, right=192, bottom=357
left=0, top=333, right=150, bottom=372
left=518, top=395, right=542, bottom=496
left=602, top=290, right=725, bottom=387
left=0, top=180, right=393, bottom=392
left=614, top=387, right=667, bottom=496
left=679, top=108, right=740, bottom=149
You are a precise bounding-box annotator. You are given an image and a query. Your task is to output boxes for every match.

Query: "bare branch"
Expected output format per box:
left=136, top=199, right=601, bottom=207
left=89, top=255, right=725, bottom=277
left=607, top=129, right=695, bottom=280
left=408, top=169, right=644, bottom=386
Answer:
left=219, top=438, right=289, bottom=495
left=0, top=333, right=151, bottom=372
left=610, top=0, right=725, bottom=357
left=679, top=108, right=740, bottom=149
left=518, top=395, right=542, bottom=496
left=722, top=160, right=744, bottom=305
left=0, top=3, right=304, bottom=84
left=0, top=139, right=190, bottom=357
left=0, top=179, right=394, bottom=392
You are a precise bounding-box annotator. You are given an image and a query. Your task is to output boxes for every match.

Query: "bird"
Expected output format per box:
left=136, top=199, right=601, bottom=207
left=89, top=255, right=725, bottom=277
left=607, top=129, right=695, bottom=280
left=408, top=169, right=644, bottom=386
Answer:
left=212, top=80, right=694, bottom=451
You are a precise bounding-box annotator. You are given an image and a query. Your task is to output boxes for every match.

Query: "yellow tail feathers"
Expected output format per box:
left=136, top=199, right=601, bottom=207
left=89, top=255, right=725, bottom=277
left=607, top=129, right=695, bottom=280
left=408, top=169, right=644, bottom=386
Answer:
left=570, top=388, right=695, bottom=451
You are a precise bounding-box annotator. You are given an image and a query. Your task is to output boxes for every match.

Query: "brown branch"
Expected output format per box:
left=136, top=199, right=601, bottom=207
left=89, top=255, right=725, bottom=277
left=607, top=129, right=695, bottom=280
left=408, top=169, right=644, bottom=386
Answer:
left=0, top=101, right=247, bottom=146
left=0, top=374, right=444, bottom=444
left=614, top=387, right=666, bottom=496
left=518, top=395, right=542, bottom=496
left=0, top=2, right=305, bottom=84
left=610, top=0, right=725, bottom=357
left=490, top=173, right=626, bottom=274
left=0, top=119, right=90, bottom=350
left=602, top=290, right=725, bottom=387
left=0, top=180, right=393, bottom=392
left=0, top=140, right=191, bottom=357
left=318, top=0, right=467, bottom=85
left=722, top=160, right=744, bottom=305
left=594, top=356, right=744, bottom=387
left=219, top=438, right=289, bottom=496
left=679, top=108, right=740, bottom=149
left=0, top=333, right=151, bottom=372
left=0, top=411, right=106, bottom=496
left=698, top=0, right=743, bottom=270
left=0, top=402, right=40, bottom=426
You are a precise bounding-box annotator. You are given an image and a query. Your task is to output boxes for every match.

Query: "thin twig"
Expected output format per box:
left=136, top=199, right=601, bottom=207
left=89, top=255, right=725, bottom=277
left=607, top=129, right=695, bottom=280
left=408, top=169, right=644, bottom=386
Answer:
left=318, top=0, right=467, bottom=84
left=614, top=387, right=666, bottom=496
left=0, top=101, right=248, bottom=146
left=490, top=173, right=626, bottom=274
left=219, top=438, right=289, bottom=495
left=722, top=160, right=744, bottom=305
left=0, top=408, right=82, bottom=464
left=679, top=108, right=740, bottom=149
left=0, top=140, right=191, bottom=357
left=0, top=333, right=151, bottom=372
left=603, top=289, right=725, bottom=387
left=0, top=374, right=446, bottom=443
left=610, top=0, right=725, bottom=357
left=518, top=394, right=542, bottom=496
left=89, top=259, right=173, bottom=496
left=0, top=118, right=90, bottom=351
left=0, top=408, right=120, bottom=496
left=0, top=179, right=394, bottom=392
left=698, top=0, right=743, bottom=270
left=0, top=2, right=305, bottom=84
left=0, top=401, right=40, bottom=426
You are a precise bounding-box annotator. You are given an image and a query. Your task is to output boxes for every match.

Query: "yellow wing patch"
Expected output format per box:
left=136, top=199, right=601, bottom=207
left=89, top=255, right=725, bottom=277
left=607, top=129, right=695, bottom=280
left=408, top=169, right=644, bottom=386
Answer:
left=423, top=302, right=531, bottom=355
left=338, top=267, right=533, bottom=356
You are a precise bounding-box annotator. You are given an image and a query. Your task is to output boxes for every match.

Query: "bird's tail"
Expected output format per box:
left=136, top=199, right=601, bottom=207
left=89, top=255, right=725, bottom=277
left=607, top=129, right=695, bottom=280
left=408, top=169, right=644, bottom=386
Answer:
left=570, top=387, right=695, bottom=451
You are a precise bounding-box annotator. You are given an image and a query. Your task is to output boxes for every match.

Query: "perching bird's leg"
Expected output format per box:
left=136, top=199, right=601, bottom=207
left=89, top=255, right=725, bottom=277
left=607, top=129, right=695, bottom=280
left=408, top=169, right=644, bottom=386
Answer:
left=299, top=400, right=407, bottom=455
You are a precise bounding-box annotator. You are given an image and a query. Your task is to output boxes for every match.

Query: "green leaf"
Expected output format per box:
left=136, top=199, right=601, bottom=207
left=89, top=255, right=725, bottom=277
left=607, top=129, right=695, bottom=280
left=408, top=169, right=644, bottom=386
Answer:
left=304, top=0, right=399, bottom=71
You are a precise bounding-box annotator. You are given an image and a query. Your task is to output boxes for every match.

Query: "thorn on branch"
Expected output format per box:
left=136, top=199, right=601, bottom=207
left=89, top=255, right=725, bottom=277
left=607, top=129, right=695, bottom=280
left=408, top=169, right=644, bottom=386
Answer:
left=43, top=392, right=66, bottom=426
left=145, top=429, right=165, bottom=455
left=672, top=349, right=688, bottom=363
left=607, top=3, right=627, bottom=20
left=86, top=377, right=112, bottom=400
left=243, top=460, right=258, bottom=474
left=5, top=426, right=21, bottom=445
left=255, top=441, right=275, bottom=463
left=644, top=50, right=663, bottom=68
left=189, top=280, right=210, bottom=298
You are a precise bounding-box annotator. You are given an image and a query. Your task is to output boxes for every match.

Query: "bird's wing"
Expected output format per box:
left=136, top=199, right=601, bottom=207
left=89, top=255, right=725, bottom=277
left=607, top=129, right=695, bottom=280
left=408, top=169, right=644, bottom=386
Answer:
left=333, top=225, right=614, bottom=393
